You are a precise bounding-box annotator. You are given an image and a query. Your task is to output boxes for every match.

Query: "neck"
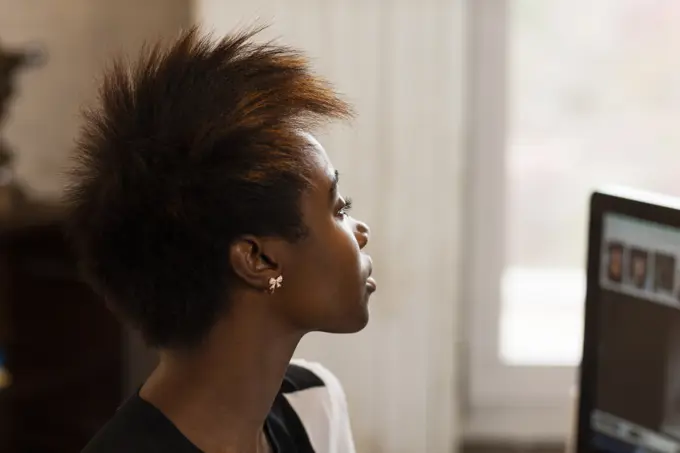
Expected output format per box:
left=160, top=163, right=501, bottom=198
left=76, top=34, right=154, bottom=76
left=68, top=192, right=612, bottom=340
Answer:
left=139, top=302, right=303, bottom=453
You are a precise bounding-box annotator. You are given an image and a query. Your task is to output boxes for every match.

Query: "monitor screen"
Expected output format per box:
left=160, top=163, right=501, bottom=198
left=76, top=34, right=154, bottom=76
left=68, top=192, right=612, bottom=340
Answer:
left=590, top=212, right=680, bottom=453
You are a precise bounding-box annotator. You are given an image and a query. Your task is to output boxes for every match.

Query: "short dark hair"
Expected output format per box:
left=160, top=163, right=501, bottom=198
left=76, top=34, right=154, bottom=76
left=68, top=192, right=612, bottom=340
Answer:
left=65, top=27, right=352, bottom=349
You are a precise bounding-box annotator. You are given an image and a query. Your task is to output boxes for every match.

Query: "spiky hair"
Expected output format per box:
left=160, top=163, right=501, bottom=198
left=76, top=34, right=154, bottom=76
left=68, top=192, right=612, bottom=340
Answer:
left=65, top=26, right=352, bottom=348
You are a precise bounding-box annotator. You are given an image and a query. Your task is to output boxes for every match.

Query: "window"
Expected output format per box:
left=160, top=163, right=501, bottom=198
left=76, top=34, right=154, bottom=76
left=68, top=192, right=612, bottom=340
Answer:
left=465, top=0, right=680, bottom=439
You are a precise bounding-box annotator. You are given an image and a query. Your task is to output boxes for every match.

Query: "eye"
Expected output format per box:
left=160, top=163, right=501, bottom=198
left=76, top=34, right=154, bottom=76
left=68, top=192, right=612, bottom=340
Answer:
left=337, top=197, right=353, bottom=218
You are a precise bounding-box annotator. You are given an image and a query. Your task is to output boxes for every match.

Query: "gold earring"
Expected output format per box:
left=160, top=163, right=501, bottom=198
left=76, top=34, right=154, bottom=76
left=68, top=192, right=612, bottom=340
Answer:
left=269, top=275, right=283, bottom=293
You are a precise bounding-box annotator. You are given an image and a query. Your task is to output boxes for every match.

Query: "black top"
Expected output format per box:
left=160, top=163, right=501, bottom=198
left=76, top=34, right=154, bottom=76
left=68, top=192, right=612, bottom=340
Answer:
left=81, top=361, right=350, bottom=453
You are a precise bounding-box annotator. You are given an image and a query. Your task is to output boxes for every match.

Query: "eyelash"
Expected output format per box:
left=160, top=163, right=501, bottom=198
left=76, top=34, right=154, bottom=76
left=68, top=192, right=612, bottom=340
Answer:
left=338, top=197, right=353, bottom=217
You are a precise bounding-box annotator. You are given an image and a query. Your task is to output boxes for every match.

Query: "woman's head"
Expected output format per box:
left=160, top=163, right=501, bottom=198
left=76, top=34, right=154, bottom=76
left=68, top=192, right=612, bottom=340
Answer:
left=66, top=27, right=375, bottom=350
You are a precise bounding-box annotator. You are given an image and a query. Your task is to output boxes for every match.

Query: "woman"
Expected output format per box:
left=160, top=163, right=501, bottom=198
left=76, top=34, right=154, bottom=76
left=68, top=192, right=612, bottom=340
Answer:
left=69, top=26, right=376, bottom=453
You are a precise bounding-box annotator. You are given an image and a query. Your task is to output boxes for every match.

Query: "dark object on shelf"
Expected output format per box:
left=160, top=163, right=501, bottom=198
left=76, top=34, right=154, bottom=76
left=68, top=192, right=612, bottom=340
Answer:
left=0, top=202, right=123, bottom=453
left=0, top=40, right=46, bottom=213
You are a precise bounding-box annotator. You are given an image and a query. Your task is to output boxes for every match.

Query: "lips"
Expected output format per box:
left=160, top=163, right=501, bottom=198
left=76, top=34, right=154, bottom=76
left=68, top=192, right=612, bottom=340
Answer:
left=366, top=276, right=377, bottom=292
left=365, top=255, right=376, bottom=292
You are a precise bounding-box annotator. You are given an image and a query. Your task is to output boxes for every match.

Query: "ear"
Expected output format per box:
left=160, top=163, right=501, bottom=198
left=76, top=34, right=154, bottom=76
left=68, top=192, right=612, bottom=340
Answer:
left=229, top=235, right=283, bottom=292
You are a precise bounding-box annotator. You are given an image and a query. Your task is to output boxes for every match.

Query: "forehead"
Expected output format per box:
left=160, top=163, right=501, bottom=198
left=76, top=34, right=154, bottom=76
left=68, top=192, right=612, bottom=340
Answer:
left=299, top=132, right=335, bottom=186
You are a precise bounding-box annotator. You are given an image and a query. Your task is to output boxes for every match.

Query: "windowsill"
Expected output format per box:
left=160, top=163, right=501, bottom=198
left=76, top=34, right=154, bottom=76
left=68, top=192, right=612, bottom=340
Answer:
left=463, top=404, right=574, bottom=443
left=500, top=268, right=585, bottom=365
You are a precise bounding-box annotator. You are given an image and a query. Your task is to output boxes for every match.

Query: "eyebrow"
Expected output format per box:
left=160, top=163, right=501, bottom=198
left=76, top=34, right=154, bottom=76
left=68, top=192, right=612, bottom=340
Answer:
left=329, top=170, right=339, bottom=201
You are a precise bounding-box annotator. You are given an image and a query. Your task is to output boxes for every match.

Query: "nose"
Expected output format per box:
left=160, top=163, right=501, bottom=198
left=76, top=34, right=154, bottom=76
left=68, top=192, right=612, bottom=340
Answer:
left=354, top=219, right=370, bottom=249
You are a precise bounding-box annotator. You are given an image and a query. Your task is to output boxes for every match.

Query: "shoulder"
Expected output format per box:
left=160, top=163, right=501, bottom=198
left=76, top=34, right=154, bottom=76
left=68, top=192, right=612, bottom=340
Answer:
left=280, top=359, right=356, bottom=453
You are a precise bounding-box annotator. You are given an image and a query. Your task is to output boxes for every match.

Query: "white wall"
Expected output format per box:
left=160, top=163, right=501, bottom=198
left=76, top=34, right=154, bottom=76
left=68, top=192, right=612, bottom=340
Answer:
left=197, top=2, right=466, bottom=452
left=0, top=0, right=191, bottom=199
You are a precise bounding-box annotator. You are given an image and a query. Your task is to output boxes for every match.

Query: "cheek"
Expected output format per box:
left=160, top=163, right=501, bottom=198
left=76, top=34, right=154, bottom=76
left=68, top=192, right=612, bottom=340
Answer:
left=325, top=231, right=366, bottom=308
left=292, top=228, right=362, bottom=299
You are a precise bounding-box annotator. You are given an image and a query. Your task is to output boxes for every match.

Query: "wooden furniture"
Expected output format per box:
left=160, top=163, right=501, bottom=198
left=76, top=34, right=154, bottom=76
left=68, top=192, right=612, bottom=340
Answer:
left=0, top=202, right=123, bottom=453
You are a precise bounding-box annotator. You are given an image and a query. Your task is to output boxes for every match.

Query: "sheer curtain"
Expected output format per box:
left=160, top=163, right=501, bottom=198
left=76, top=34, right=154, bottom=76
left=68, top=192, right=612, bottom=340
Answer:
left=197, top=1, right=466, bottom=452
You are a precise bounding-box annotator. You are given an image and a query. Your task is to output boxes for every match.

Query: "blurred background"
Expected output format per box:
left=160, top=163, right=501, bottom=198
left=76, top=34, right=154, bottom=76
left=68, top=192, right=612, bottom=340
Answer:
left=2, top=0, right=679, bottom=452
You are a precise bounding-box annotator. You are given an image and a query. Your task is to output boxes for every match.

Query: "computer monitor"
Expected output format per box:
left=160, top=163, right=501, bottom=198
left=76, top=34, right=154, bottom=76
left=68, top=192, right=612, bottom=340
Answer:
left=578, top=188, right=680, bottom=453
